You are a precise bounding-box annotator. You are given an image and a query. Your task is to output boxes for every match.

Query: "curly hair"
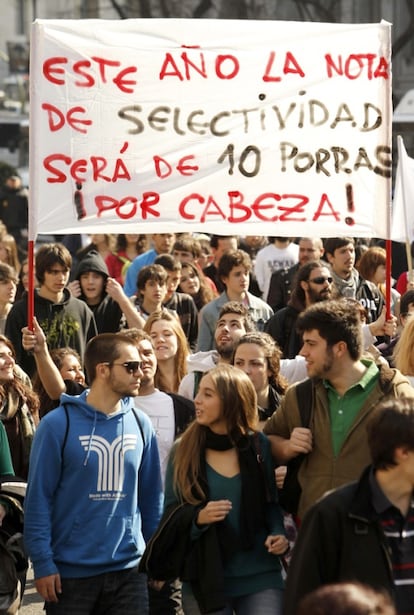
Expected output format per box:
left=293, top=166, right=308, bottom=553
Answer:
left=232, top=332, right=288, bottom=394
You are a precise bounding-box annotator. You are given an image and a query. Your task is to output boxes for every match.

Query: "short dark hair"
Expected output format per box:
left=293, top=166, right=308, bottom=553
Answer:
left=296, top=299, right=362, bottom=360
left=400, top=289, right=414, bottom=317
left=217, top=301, right=256, bottom=333
left=137, top=264, right=167, bottom=293
left=154, top=254, right=182, bottom=273
left=324, top=237, right=355, bottom=256
left=209, top=235, right=238, bottom=249
left=84, top=333, right=135, bottom=384
left=367, top=398, right=414, bottom=470
left=217, top=249, right=252, bottom=281
left=35, top=243, right=72, bottom=285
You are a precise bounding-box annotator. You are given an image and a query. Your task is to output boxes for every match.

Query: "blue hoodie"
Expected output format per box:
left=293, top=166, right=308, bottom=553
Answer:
left=24, top=391, right=163, bottom=580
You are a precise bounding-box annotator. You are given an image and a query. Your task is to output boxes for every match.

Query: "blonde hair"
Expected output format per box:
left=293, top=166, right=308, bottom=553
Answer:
left=143, top=309, right=188, bottom=393
left=172, top=364, right=258, bottom=504
left=393, top=316, right=414, bottom=376
left=0, top=233, right=20, bottom=272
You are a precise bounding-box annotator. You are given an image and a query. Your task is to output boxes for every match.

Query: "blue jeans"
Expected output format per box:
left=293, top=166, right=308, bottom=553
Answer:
left=45, top=568, right=148, bottom=615
left=181, top=584, right=283, bottom=615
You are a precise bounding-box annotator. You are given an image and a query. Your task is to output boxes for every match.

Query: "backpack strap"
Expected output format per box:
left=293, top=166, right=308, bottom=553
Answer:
left=295, top=378, right=314, bottom=427
left=131, top=408, right=146, bottom=446
left=193, top=371, right=204, bottom=398
left=61, top=405, right=70, bottom=462
left=61, top=405, right=146, bottom=464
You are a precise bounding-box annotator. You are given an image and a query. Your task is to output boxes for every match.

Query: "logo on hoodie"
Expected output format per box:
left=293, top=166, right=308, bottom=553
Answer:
left=79, top=434, right=138, bottom=493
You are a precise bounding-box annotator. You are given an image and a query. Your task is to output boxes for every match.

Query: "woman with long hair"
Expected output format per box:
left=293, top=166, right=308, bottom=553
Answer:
left=0, top=233, right=20, bottom=273
left=144, top=309, right=189, bottom=393
left=232, top=332, right=288, bottom=427
left=0, top=334, right=39, bottom=478
left=392, top=315, right=414, bottom=386
left=159, top=364, right=287, bottom=614
left=178, top=261, right=217, bottom=311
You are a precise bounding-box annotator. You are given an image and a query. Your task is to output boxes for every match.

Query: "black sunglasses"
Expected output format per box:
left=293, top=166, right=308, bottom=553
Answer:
left=309, top=276, right=333, bottom=285
left=105, top=361, right=143, bottom=374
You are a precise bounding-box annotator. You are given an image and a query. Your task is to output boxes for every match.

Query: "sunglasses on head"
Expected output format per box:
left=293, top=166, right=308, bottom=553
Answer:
left=309, top=276, right=333, bottom=285
left=105, top=361, right=143, bottom=374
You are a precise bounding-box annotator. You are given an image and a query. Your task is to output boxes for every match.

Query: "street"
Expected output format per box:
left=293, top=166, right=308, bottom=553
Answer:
left=20, top=565, right=43, bottom=615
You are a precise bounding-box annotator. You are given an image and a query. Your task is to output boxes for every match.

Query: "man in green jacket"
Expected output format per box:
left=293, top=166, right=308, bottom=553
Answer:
left=263, top=299, right=414, bottom=520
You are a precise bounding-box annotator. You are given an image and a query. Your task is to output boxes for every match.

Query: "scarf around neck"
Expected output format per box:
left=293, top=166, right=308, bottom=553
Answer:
left=202, top=428, right=269, bottom=550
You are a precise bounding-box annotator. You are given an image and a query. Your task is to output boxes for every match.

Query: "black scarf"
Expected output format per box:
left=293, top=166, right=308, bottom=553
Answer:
left=202, top=429, right=268, bottom=550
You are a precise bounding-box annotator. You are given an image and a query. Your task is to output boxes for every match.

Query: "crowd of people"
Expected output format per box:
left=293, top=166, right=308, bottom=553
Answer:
left=0, top=205, right=414, bottom=614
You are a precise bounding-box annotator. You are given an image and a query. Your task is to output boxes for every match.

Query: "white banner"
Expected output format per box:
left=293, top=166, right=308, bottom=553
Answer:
left=29, top=19, right=392, bottom=239
left=391, top=135, right=414, bottom=243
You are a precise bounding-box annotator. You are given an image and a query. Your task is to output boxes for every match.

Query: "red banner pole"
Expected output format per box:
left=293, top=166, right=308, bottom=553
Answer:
left=27, top=240, right=35, bottom=330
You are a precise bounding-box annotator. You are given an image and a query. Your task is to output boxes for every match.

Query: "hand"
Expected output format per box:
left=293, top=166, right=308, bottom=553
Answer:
left=275, top=465, right=287, bottom=490
left=0, top=503, right=6, bottom=525
left=67, top=280, right=81, bottom=297
left=264, top=534, right=289, bottom=555
left=35, top=573, right=62, bottom=602
left=22, top=316, right=47, bottom=353
left=369, top=307, right=397, bottom=337
left=288, top=427, right=312, bottom=456
left=197, top=499, right=232, bottom=525
left=105, top=277, right=125, bottom=302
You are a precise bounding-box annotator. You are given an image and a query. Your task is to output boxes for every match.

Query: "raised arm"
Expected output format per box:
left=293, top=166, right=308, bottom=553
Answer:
left=22, top=317, right=66, bottom=400
left=105, top=277, right=146, bottom=329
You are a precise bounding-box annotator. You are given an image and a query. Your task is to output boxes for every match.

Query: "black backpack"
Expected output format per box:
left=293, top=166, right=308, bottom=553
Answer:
left=277, top=379, right=314, bottom=516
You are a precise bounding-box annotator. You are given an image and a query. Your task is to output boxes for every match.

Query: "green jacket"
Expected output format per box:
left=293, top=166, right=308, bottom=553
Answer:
left=263, top=361, right=414, bottom=519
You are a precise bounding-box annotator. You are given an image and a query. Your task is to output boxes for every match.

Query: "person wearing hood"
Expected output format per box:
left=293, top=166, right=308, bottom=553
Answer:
left=5, top=243, right=98, bottom=378
left=70, top=250, right=146, bottom=334
left=24, top=332, right=163, bottom=614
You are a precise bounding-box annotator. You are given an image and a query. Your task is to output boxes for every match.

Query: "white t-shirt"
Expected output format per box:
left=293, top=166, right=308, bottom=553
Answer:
left=254, top=242, right=299, bottom=300
left=135, top=390, right=175, bottom=484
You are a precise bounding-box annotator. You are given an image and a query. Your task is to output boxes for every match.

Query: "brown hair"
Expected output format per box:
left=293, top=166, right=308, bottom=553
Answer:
left=0, top=334, right=39, bottom=420
left=172, top=364, right=258, bottom=504
left=297, top=582, right=395, bottom=615
left=233, top=332, right=288, bottom=394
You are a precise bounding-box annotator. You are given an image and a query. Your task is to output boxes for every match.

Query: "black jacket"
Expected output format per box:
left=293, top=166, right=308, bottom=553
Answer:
left=284, top=465, right=394, bottom=614
left=265, top=305, right=302, bottom=359
left=5, top=289, right=97, bottom=377
left=139, top=501, right=234, bottom=614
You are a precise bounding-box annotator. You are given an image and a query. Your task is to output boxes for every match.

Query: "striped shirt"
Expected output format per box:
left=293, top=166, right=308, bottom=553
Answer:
left=370, top=471, right=414, bottom=615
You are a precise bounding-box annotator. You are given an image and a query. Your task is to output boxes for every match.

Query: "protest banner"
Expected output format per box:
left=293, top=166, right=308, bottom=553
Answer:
left=29, top=18, right=392, bottom=239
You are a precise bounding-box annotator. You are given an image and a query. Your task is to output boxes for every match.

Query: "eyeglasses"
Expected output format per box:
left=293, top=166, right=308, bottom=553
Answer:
left=104, top=361, right=143, bottom=374
left=309, top=276, right=333, bottom=285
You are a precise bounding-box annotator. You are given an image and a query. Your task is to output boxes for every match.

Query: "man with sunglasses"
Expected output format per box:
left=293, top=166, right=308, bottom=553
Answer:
left=266, top=260, right=335, bottom=359
left=24, top=332, right=163, bottom=615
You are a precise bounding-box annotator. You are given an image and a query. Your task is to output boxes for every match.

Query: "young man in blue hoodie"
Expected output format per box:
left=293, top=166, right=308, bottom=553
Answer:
left=24, top=332, right=163, bottom=614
